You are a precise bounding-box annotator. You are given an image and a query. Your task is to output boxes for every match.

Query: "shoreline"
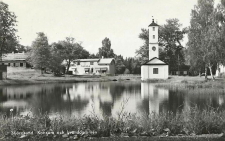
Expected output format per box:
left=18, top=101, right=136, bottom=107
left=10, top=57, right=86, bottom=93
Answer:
left=4, top=67, right=223, bottom=86
left=0, top=75, right=142, bottom=86
left=1, top=75, right=223, bottom=86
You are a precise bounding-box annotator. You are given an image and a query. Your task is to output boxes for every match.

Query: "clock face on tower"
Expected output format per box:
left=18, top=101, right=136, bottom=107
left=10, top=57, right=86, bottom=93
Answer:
left=152, top=46, right=156, bottom=51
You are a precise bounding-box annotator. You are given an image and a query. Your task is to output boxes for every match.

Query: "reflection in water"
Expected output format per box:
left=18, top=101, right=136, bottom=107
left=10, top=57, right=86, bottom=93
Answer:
left=0, top=82, right=225, bottom=118
left=141, top=83, right=169, bottom=114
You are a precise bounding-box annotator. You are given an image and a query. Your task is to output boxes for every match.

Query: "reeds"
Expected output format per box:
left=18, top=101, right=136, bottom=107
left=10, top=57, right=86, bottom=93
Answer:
left=1, top=106, right=225, bottom=140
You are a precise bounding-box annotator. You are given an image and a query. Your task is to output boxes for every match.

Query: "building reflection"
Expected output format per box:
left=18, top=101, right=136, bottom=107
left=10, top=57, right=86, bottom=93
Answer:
left=140, top=83, right=169, bottom=114
left=63, top=83, right=113, bottom=117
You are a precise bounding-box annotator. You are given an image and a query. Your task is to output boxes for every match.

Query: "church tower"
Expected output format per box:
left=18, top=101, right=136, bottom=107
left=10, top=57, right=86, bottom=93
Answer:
left=141, top=18, right=168, bottom=80
left=148, top=19, right=159, bottom=60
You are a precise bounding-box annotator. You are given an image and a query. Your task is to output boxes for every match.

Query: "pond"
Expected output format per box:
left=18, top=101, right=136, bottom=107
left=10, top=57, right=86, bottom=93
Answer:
left=0, top=82, right=225, bottom=118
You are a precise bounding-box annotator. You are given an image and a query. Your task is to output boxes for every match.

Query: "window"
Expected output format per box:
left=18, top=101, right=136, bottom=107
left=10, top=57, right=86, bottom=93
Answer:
left=153, top=27, right=155, bottom=31
left=153, top=35, right=155, bottom=39
left=20, top=63, right=23, bottom=67
left=90, top=62, right=93, bottom=65
left=77, top=62, right=80, bottom=65
left=153, top=68, right=158, bottom=74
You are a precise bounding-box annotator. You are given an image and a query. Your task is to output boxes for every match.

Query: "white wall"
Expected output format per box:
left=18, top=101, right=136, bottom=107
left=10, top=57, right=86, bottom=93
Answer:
left=219, top=64, right=225, bottom=73
left=149, top=43, right=159, bottom=60
left=69, top=62, right=115, bottom=75
left=149, top=25, right=159, bottom=60
left=141, top=65, right=168, bottom=80
left=149, top=26, right=158, bottom=43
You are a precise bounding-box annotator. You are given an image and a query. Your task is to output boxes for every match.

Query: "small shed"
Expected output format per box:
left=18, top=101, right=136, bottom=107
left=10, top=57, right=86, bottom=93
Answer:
left=0, top=65, right=7, bottom=80
left=141, top=57, right=168, bottom=80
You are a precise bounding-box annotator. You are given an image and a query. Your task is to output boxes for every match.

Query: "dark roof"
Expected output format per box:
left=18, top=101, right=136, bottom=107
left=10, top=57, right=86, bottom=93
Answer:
left=142, top=57, right=168, bottom=66
left=2, top=52, right=28, bottom=61
left=74, top=59, right=99, bottom=62
left=148, top=19, right=159, bottom=27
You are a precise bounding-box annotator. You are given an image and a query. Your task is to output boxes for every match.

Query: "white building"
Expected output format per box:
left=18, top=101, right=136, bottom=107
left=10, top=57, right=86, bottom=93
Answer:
left=216, top=64, right=225, bottom=77
left=141, top=19, right=168, bottom=80
left=68, top=58, right=115, bottom=75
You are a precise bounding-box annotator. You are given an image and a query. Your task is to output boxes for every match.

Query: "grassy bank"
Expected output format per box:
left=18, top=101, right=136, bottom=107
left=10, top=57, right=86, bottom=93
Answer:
left=2, top=67, right=225, bottom=87
left=153, top=77, right=225, bottom=90
left=0, top=67, right=141, bottom=85
left=1, top=107, right=225, bottom=140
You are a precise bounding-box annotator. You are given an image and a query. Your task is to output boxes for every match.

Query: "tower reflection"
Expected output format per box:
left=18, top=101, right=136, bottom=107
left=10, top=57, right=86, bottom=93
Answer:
left=141, top=83, right=169, bottom=114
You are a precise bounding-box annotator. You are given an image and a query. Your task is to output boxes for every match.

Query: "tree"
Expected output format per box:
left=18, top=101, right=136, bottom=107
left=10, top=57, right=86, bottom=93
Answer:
left=97, top=37, right=115, bottom=58
left=115, top=55, right=125, bottom=74
left=135, top=29, right=149, bottom=62
left=15, top=44, right=31, bottom=53
left=56, top=37, right=89, bottom=73
left=0, top=1, right=18, bottom=60
left=48, top=43, right=65, bottom=76
left=29, top=32, right=51, bottom=74
left=214, top=1, right=225, bottom=76
left=89, top=53, right=98, bottom=59
left=159, top=19, right=187, bottom=71
left=130, top=58, right=141, bottom=74
left=187, top=0, right=225, bottom=80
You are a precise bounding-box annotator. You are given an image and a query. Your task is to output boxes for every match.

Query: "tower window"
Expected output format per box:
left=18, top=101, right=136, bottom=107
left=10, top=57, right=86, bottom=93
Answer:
left=153, top=68, right=158, bottom=74
left=153, top=35, right=155, bottom=39
left=153, top=27, right=155, bottom=31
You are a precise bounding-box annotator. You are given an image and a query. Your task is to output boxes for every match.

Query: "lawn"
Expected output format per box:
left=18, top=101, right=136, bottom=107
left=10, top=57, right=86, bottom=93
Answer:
left=1, top=67, right=224, bottom=86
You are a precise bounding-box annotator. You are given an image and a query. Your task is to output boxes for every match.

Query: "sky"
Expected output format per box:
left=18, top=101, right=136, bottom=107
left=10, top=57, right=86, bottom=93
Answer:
left=1, top=0, right=221, bottom=57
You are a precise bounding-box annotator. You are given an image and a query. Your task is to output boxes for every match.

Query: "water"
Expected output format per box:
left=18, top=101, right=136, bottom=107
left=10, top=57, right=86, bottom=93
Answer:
left=0, top=82, right=225, bottom=118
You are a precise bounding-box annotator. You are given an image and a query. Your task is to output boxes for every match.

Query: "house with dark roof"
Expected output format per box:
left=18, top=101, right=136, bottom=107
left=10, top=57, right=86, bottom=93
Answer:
left=0, top=52, right=31, bottom=68
left=68, top=58, right=115, bottom=75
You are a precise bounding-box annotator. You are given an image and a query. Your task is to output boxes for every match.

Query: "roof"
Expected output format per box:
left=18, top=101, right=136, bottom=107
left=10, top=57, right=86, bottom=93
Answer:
left=2, top=52, right=28, bottom=61
left=148, top=19, right=159, bottom=27
left=73, top=58, right=115, bottom=65
left=74, top=59, right=99, bottom=62
left=142, top=57, right=167, bottom=66
left=98, top=58, right=115, bottom=65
